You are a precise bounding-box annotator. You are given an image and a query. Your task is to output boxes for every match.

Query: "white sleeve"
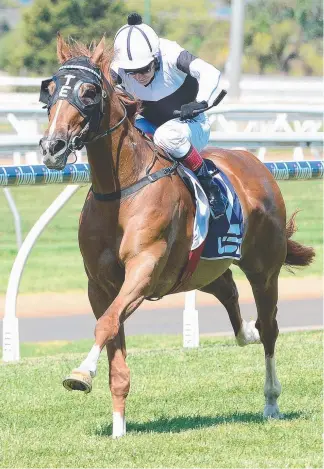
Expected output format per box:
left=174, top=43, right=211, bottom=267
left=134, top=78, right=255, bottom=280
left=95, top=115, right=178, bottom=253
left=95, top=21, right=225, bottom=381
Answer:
left=162, top=39, right=185, bottom=67
left=189, top=58, right=221, bottom=106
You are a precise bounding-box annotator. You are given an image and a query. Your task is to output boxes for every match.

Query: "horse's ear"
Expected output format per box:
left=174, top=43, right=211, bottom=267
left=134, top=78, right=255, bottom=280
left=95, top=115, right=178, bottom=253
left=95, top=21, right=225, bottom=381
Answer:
left=91, top=36, right=105, bottom=66
left=57, top=32, right=70, bottom=64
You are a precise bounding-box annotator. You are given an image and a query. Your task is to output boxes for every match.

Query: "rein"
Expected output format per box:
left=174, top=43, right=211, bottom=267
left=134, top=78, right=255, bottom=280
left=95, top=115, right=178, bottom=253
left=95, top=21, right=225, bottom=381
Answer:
left=70, top=100, right=128, bottom=151
left=87, top=102, right=179, bottom=201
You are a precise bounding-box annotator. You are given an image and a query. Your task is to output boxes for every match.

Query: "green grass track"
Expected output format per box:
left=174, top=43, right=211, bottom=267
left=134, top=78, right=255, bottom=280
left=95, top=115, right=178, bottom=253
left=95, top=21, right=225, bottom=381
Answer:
left=0, top=331, right=322, bottom=467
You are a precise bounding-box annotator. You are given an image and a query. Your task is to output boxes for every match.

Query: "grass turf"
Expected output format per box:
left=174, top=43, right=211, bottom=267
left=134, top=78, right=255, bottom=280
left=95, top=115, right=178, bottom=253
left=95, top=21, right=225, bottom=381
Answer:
left=0, top=331, right=322, bottom=467
left=0, top=179, right=322, bottom=294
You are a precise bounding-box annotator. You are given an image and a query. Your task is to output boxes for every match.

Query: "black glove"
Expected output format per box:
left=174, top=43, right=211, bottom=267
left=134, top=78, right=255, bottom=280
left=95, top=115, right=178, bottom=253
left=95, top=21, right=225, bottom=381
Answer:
left=179, top=100, right=208, bottom=121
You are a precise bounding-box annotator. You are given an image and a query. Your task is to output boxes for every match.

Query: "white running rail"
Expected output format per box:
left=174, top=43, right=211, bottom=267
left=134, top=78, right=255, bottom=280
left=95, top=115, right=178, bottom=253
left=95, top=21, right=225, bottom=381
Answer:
left=2, top=185, right=80, bottom=361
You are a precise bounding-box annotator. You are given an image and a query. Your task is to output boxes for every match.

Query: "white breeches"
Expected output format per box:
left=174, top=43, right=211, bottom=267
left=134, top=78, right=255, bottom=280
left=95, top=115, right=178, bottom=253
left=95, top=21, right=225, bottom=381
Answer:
left=135, top=113, right=211, bottom=158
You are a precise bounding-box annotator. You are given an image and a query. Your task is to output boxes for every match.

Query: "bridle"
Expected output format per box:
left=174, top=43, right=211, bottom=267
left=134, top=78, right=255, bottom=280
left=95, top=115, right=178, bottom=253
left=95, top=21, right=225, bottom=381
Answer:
left=39, top=56, right=179, bottom=203
left=39, top=57, right=127, bottom=152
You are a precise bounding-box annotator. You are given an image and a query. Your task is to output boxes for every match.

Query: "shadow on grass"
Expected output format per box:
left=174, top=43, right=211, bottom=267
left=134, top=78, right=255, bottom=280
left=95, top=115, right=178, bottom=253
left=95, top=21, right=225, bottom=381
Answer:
left=94, top=411, right=302, bottom=436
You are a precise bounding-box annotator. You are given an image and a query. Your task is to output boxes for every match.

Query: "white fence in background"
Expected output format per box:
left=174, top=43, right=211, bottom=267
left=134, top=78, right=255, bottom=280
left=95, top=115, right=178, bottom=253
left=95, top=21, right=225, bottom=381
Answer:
left=1, top=104, right=323, bottom=163
left=1, top=132, right=323, bottom=152
left=207, top=104, right=323, bottom=133
left=1, top=75, right=323, bottom=103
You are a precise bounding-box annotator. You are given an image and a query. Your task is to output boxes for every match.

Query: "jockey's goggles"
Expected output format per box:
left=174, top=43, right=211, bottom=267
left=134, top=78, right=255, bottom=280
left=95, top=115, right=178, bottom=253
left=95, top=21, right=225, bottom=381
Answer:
left=124, top=61, right=154, bottom=76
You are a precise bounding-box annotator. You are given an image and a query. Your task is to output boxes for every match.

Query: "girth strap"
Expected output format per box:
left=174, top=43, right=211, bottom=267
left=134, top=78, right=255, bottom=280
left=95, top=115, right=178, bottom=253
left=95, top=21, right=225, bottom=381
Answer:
left=92, top=160, right=179, bottom=201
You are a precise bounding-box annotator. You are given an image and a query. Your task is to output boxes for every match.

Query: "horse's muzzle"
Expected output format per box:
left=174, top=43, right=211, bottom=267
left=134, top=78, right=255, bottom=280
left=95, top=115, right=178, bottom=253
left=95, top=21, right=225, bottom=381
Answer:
left=39, top=137, right=70, bottom=170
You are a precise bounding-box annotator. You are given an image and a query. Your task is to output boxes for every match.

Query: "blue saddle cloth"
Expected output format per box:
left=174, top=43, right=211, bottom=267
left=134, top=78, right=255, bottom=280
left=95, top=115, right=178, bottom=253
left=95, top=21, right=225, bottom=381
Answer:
left=201, top=159, right=244, bottom=260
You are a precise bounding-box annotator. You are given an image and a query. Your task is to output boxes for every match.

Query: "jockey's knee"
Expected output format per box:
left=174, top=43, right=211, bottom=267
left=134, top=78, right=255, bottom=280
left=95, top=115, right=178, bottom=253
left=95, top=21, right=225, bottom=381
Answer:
left=153, top=122, right=190, bottom=158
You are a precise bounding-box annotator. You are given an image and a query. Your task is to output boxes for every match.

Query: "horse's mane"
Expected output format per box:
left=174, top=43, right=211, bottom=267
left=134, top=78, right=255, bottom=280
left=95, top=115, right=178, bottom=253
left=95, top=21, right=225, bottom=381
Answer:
left=59, top=38, right=141, bottom=121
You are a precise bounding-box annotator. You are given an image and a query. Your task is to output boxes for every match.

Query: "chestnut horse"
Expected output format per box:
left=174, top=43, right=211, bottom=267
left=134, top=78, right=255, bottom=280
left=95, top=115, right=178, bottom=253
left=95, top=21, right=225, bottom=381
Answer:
left=39, top=36, right=314, bottom=438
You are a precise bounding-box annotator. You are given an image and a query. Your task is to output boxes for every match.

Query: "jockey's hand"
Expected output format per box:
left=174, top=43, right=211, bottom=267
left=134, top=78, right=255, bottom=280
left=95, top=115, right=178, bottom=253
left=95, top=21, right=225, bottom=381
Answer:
left=179, top=100, right=208, bottom=121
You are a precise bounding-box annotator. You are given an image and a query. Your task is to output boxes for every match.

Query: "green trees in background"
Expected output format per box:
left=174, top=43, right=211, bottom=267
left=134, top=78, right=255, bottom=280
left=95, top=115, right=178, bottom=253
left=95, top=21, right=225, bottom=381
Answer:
left=244, top=0, right=323, bottom=75
left=0, top=0, right=322, bottom=76
left=130, top=0, right=323, bottom=76
left=0, top=0, right=128, bottom=74
left=127, top=0, right=230, bottom=70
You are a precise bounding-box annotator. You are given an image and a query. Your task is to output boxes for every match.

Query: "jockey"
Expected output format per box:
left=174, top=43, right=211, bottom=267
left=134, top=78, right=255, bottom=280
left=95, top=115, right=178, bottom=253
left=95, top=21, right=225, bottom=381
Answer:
left=111, top=12, right=227, bottom=219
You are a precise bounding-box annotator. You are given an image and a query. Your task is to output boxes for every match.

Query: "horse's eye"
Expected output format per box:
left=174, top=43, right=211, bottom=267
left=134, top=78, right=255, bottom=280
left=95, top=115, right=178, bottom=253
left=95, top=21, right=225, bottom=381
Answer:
left=84, top=88, right=96, bottom=99
left=79, top=84, right=97, bottom=105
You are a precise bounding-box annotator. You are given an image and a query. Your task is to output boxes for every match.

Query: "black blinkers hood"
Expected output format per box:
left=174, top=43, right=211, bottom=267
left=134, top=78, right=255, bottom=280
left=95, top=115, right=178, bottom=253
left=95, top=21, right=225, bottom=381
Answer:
left=39, top=56, right=105, bottom=133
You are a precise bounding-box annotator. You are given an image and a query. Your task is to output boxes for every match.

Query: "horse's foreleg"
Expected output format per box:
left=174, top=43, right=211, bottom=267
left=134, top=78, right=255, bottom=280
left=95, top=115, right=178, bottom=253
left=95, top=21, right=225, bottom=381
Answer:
left=200, top=268, right=260, bottom=345
left=68, top=250, right=163, bottom=393
left=106, top=324, right=129, bottom=438
left=64, top=329, right=129, bottom=438
left=67, top=279, right=113, bottom=380
left=75, top=326, right=130, bottom=438
left=94, top=251, right=163, bottom=349
left=63, top=280, right=111, bottom=393
left=63, top=279, right=130, bottom=437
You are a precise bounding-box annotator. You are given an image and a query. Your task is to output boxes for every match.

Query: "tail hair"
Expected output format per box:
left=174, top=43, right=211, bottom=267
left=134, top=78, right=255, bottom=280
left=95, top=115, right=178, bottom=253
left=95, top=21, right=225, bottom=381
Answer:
left=285, top=211, right=315, bottom=271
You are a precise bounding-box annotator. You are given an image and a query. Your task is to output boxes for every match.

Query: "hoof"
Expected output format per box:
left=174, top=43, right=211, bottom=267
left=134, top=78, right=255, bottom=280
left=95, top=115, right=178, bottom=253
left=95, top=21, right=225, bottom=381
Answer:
left=63, top=370, right=92, bottom=394
left=263, top=403, right=281, bottom=419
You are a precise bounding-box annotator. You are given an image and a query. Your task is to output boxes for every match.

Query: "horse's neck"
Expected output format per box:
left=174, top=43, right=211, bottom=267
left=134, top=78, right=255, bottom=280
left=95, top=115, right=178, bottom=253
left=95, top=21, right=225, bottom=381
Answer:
left=87, top=96, right=147, bottom=195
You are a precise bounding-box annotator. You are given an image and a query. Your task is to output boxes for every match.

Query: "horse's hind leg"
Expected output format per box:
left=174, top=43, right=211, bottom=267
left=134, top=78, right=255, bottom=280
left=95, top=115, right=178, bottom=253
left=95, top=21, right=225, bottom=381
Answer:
left=243, top=270, right=282, bottom=418
left=200, top=268, right=260, bottom=345
left=202, top=266, right=280, bottom=417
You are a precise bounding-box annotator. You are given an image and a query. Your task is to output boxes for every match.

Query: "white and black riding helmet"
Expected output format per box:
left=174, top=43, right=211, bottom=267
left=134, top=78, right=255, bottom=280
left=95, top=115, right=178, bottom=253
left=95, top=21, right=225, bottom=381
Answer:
left=114, top=13, right=160, bottom=71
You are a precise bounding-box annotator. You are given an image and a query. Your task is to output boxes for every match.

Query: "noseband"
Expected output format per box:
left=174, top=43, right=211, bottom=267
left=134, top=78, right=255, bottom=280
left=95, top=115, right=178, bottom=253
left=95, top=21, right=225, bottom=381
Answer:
left=39, top=57, right=127, bottom=151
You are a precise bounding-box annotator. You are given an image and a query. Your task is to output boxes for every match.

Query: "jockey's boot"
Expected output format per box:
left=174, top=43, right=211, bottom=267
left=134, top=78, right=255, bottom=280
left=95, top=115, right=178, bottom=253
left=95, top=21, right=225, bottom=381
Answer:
left=180, top=145, right=227, bottom=220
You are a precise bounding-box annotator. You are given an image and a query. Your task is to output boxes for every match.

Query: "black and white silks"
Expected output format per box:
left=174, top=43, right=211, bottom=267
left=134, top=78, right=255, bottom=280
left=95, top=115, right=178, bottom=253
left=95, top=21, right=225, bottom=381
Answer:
left=111, top=38, right=221, bottom=127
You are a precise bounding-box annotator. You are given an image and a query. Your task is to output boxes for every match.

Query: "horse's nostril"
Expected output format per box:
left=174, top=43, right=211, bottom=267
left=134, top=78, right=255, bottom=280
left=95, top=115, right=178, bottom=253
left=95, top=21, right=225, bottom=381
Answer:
left=49, top=139, right=66, bottom=156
